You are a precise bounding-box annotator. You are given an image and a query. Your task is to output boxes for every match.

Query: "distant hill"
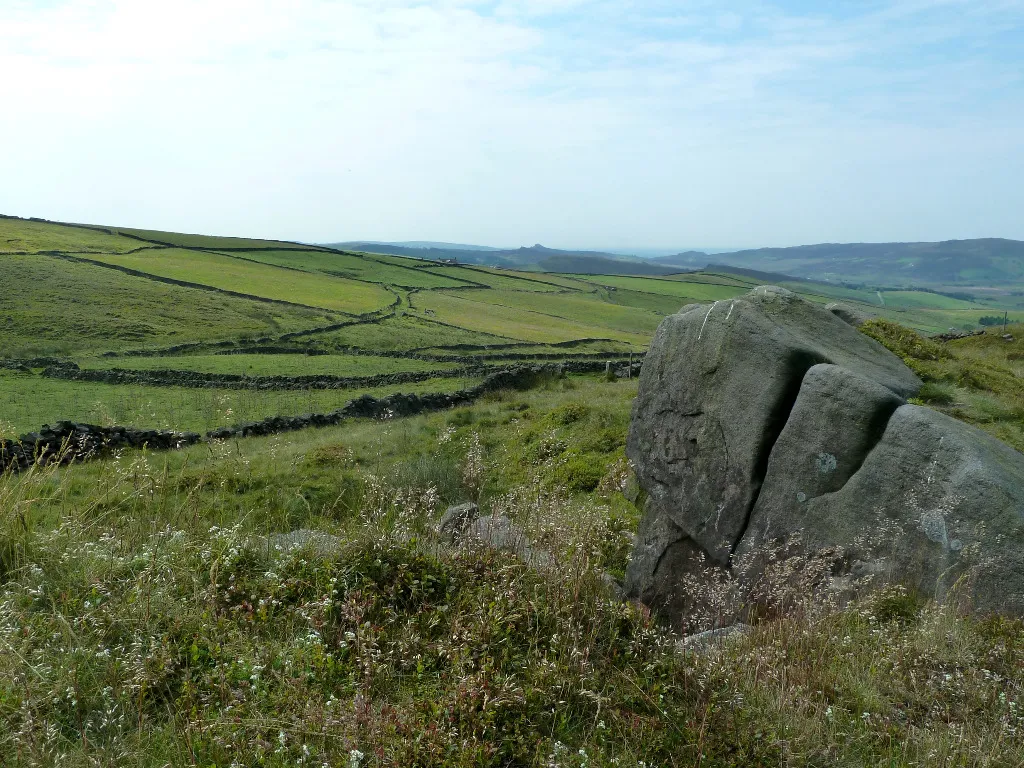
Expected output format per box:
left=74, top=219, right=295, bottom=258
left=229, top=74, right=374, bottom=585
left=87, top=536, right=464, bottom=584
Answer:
left=329, top=237, right=1024, bottom=288
left=646, top=251, right=709, bottom=269
left=705, top=239, right=1024, bottom=287
left=333, top=240, right=503, bottom=252
left=536, top=254, right=679, bottom=276
left=332, top=242, right=648, bottom=269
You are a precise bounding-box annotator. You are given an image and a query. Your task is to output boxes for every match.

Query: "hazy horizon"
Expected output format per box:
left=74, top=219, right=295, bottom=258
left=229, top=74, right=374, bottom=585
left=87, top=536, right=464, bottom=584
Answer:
left=3, top=1, right=1022, bottom=249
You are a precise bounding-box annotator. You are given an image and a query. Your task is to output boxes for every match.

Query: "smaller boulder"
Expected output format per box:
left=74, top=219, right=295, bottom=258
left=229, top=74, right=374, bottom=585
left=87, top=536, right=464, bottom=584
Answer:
left=678, top=623, right=751, bottom=653
left=438, top=501, right=479, bottom=542
left=267, top=529, right=342, bottom=557
left=464, top=515, right=554, bottom=569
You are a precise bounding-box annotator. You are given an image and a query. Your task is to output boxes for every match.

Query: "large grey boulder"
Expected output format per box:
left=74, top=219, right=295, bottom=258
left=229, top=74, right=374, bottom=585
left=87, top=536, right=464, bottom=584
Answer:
left=625, top=285, right=1024, bottom=621
left=627, top=286, right=920, bottom=565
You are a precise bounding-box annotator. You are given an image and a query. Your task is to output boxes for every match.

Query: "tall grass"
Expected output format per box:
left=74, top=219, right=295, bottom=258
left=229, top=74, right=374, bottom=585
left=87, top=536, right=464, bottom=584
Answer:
left=1, top=379, right=1021, bottom=766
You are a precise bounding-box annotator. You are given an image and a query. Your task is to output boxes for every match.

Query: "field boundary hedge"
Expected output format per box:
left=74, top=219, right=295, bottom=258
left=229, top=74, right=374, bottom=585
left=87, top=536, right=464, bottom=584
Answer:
left=44, top=252, right=384, bottom=318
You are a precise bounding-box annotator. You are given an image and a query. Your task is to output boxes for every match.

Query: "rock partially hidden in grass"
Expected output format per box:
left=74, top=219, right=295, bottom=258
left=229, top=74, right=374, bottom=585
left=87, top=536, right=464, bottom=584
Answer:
left=437, top=501, right=479, bottom=542
left=679, top=623, right=751, bottom=653
left=463, top=514, right=554, bottom=569
left=266, top=528, right=342, bottom=556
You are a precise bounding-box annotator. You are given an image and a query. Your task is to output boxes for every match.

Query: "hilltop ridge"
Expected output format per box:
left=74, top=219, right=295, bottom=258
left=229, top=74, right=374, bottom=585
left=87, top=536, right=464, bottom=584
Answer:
left=334, top=236, right=1024, bottom=289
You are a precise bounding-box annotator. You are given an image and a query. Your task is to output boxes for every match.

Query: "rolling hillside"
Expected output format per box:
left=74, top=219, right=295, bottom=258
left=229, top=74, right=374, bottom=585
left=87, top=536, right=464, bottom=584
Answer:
left=3, top=214, right=1024, bottom=767
left=3, top=214, right=1023, bottom=434
left=661, top=239, right=1024, bottom=288
left=333, top=235, right=1024, bottom=290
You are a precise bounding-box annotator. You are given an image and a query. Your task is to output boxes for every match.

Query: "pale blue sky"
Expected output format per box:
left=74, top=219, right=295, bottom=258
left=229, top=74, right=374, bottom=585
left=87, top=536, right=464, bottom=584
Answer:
left=1, top=0, right=1022, bottom=249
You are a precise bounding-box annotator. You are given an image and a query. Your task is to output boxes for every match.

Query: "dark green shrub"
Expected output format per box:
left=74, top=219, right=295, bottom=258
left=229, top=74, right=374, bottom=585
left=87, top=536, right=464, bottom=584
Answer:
left=552, top=452, right=606, bottom=492
left=548, top=402, right=590, bottom=425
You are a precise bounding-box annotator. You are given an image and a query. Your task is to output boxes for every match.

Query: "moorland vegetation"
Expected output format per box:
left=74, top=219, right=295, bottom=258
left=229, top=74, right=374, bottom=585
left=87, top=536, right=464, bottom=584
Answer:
left=1, top=215, right=1023, bottom=766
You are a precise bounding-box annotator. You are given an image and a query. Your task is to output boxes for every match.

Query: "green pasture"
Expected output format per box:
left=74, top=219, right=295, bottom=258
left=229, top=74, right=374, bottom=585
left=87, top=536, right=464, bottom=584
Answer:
left=306, top=314, right=521, bottom=351
left=83, top=248, right=394, bottom=314
left=80, top=353, right=457, bottom=377
left=662, top=271, right=762, bottom=288
left=230, top=249, right=470, bottom=289
left=0, top=217, right=146, bottom=254
left=774, top=281, right=884, bottom=306
left=0, top=370, right=483, bottom=436
left=420, top=264, right=569, bottom=292
left=573, top=274, right=746, bottom=302
left=512, top=272, right=603, bottom=291
left=433, top=288, right=663, bottom=340
left=879, top=290, right=981, bottom=309
left=412, top=338, right=637, bottom=357
left=112, top=227, right=318, bottom=250
left=0, top=254, right=333, bottom=357
left=873, top=307, right=1024, bottom=334
left=412, top=290, right=653, bottom=345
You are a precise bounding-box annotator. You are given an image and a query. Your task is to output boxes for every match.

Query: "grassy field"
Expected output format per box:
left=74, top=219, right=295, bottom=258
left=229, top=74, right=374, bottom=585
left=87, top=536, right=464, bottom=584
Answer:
left=0, top=370, right=483, bottom=436
left=305, top=315, right=523, bottom=352
left=230, top=249, right=474, bottom=289
left=573, top=274, right=751, bottom=302
left=3, top=215, right=1024, bottom=765
left=864, top=321, right=1024, bottom=452
left=419, top=264, right=571, bottom=292
left=1, top=376, right=1021, bottom=766
left=0, top=254, right=334, bottom=357
left=0, top=216, right=148, bottom=254
left=83, top=249, right=395, bottom=314
left=80, top=353, right=458, bottom=377
left=413, top=290, right=657, bottom=345
left=111, top=226, right=320, bottom=250
left=4, top=215, right=1023, bottom=432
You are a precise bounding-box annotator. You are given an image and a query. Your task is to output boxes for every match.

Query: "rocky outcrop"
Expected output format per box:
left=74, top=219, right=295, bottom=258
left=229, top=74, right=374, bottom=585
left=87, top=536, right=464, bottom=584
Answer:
left=625, top=286, right=1024, bottom=621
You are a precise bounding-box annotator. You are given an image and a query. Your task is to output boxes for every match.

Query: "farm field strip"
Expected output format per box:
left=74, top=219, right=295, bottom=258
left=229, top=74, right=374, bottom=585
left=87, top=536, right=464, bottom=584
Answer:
left=878, top=291, right=982, bottom=309
left=280, top=314, right=528, bottom=351
left=423, top=288, right=664, bottom=338
left=81, top=248, right=395, bottom=315
left=111, top=226, right=321, bottom=251
left=0, top=370, right=484, bottom=435
left=79, top=353, right=459, bottom=376
left=412, top=290, right=654, bottom=345
left=419, top=264, right=574, bottom=292
left=1, top=216, right=149, bottom=254
left=0, top=253, right=336, bottom=357
left=221, top=249, right=474, bottom=289
left=571, top=274, right=747, bottom=302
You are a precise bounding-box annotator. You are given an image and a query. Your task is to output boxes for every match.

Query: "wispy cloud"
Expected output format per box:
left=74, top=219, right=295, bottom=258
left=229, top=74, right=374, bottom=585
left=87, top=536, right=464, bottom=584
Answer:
left=1, top=0, right=1022, bottom=246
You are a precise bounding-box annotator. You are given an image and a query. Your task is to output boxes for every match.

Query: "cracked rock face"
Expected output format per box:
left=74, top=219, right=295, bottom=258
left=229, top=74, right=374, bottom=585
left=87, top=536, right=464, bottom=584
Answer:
left=625, top=286, right=1024, bottom=622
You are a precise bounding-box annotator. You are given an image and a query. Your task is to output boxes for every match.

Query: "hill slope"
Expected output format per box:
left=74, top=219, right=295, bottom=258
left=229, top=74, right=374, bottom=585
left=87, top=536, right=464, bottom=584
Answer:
left=674, top=238, right=1024, bottom=287
left=329, top=241, right=649, bottom=270
left=4, top=214, right=1024, bottom=433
